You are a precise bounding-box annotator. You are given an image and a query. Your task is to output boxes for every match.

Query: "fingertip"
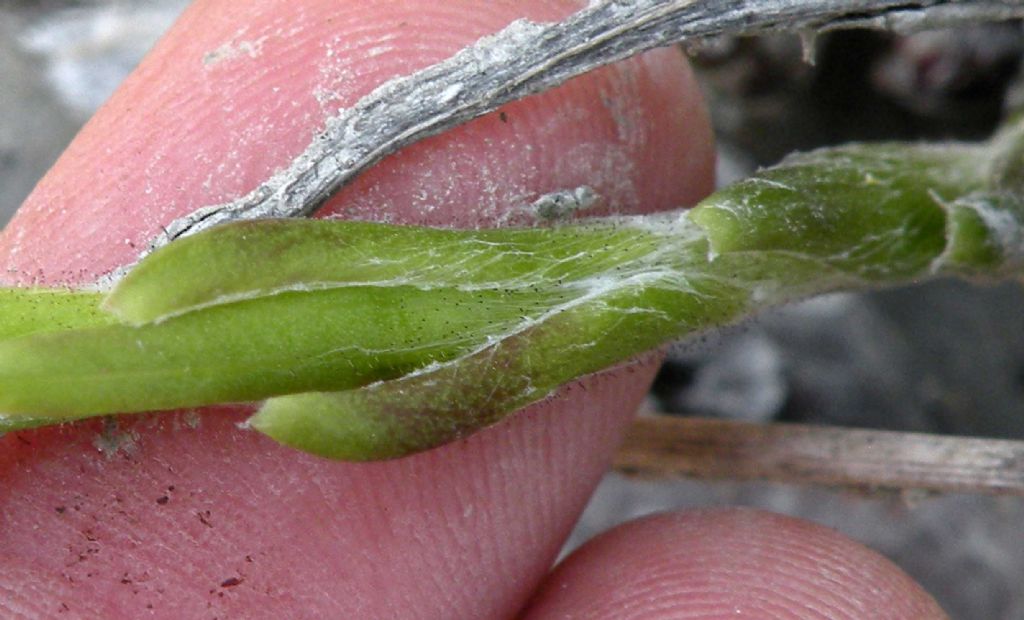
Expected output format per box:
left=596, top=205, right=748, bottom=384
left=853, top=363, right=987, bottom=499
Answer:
left=0, top=1, right=720, bottom=616
left=523, top=508, right=947, bottom=620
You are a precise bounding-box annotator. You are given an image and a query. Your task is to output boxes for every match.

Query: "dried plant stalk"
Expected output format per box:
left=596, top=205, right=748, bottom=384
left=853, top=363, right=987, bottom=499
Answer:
left=616, top=416, right=1024, bottom=496
left=123, top=0, right=1024, bottom=278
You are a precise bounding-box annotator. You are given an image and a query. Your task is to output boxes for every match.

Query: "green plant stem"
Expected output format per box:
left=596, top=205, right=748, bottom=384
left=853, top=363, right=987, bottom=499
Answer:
left=254, top=141, right=1024, bottom=459
left=2, top=120, right=1024, bottom=459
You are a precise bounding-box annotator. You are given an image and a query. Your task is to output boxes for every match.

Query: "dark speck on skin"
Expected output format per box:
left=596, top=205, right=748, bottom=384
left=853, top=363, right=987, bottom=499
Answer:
left=220, top=577, right=242, bottom=588
left=156, top=495, right=169, bottom=505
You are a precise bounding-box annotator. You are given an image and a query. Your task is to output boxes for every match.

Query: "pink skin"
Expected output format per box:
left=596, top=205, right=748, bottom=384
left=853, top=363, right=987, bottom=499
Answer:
left=522, top=510, right=948, bottom=619
left=0, top=1, right=943, bottom=618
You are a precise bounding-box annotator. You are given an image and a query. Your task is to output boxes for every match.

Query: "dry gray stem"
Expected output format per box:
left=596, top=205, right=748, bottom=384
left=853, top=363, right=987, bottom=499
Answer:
left=128, top=0, right=1024, bottom=275
left=617, top=416, right=1024, bottom=497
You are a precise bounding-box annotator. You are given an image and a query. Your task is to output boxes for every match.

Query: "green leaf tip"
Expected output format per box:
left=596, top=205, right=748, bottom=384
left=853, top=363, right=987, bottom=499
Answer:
left=4, top=125, right=1024, bottom=460
left=103, top=217, right=669, bottom=325
left=249, top=282, right=702, bottom=460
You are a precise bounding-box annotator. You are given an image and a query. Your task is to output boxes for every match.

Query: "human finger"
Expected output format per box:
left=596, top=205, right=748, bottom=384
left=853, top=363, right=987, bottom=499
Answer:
left=0, top=1, right=713, bottom=618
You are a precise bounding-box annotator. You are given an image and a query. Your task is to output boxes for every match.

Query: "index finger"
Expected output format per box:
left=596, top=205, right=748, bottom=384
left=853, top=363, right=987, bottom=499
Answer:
left=0, top=1, right=714, bottom=617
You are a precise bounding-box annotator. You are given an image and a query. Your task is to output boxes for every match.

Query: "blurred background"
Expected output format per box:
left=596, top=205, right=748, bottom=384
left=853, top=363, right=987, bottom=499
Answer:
left=1, top=2, right=1023, bottom=617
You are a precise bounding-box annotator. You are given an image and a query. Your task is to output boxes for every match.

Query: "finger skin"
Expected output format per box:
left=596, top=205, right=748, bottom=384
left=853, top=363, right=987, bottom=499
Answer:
left=0, top=0, right=712, bottom=283
left=0, top=1, right=714, bottom=618
left=522, top=509, right=948, bottom=620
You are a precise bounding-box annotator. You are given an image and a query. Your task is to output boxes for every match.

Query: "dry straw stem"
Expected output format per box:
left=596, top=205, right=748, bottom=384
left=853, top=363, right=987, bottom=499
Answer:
left=616, top=416, right=1024, bottom=497
left=121, top=0, right=1024, bottom=281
